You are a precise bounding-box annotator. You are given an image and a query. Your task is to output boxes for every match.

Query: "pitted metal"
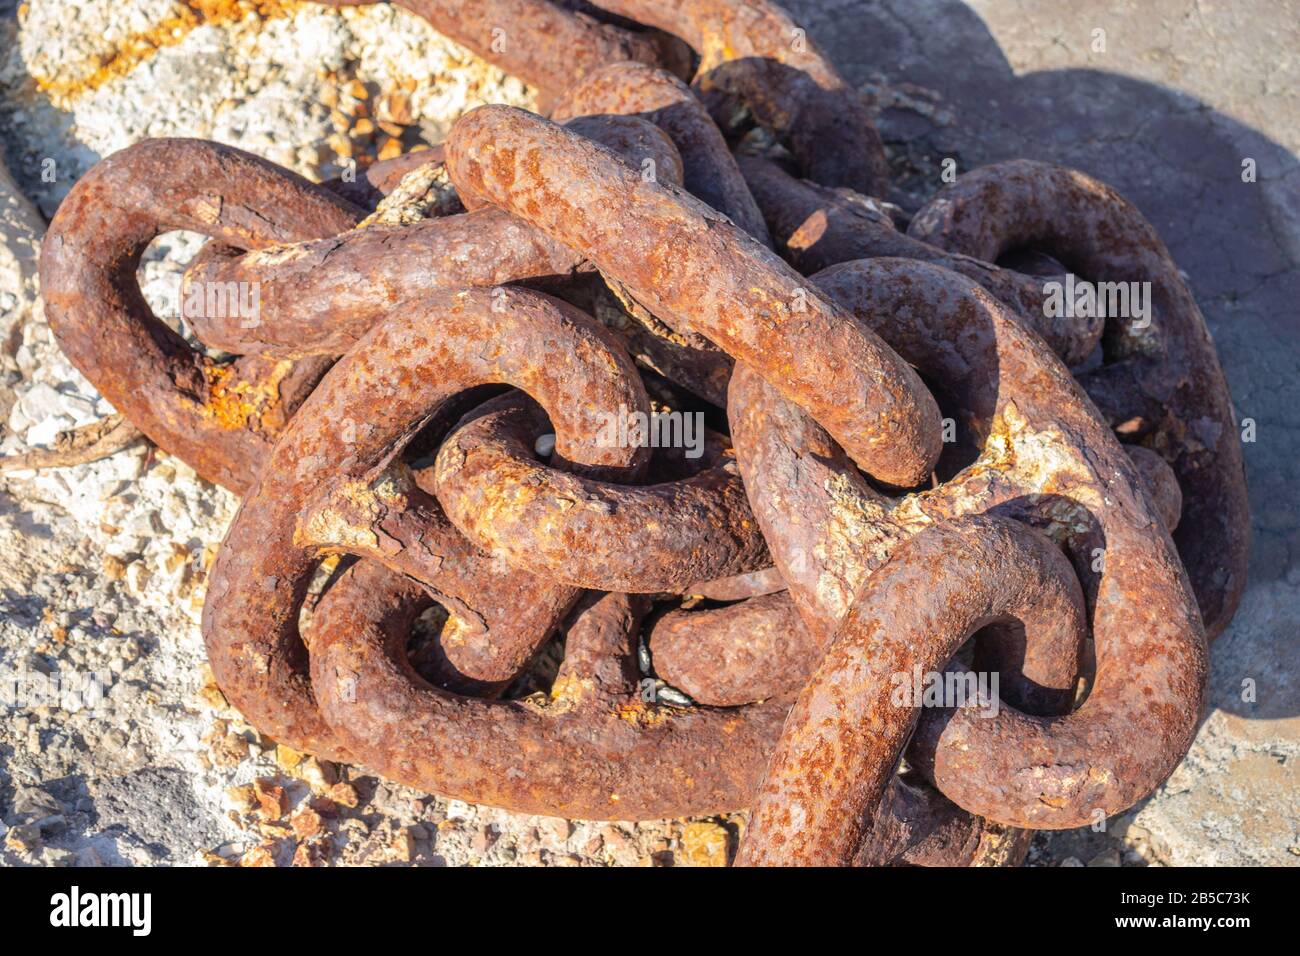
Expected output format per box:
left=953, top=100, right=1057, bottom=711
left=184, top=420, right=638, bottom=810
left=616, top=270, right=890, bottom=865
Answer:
left=35, top=0, right=1244, bottom=868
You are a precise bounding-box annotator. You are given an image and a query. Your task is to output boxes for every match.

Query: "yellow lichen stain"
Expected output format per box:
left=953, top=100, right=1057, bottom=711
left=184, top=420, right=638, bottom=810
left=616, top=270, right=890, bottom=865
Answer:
left=549, top=674, right=593, bottom=711
left=788, top=209, right=828, bottom=252
left=31, top=1, right=303, bottom=107
left=696, top=33, right=738, bottom=73
left=294, top=474, right=393, bottom=554
left=896, top=399, right=1102, bottom=544
left=679, top=821, right=730, bottom=867
left=200, top=357, right=293, bottom=431
left=814, top=471, right=898, bottom=620
left=439, top=612, right=476, bottom=650
left=615, top=699, right=671, bottom=728
left=983, top=400, right=1102, bottom=512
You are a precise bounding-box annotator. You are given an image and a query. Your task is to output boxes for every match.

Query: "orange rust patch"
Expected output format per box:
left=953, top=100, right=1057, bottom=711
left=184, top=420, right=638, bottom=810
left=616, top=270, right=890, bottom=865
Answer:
left=614, top=699, right=671, bottom=728
left=201, top=359, right=294, bottom=432
left=30, top=1, right=303, bottom=106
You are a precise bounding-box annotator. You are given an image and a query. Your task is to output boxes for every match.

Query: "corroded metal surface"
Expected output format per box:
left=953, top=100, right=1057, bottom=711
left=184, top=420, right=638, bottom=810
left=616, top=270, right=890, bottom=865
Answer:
left=433, top=392, right=769, bottom=592
left=554, top=61, right=771, bottom=244
left=39, top=138, right=361, bottom=491
left=307, top=560, right=792, bottom=818
left=590, top=0, right=891, bottom=194
left=320, top=0, right=676, bottom=103
left=907, top=159, right=1248, bottom=640
left=730, top=257, right=1207, bottom=829
left=445, top=105, right=942, bottom=487
left=36, top=0, right=1245, bottom=867
left=737, top=515, right=1087, bottom=866
left=181, top=115, right=683, bottom=358
left=735, top=153, right=1104, bottom=365
left=201, top=286, right=651, bottom=759
left=649, top=590, right=810, bottom=705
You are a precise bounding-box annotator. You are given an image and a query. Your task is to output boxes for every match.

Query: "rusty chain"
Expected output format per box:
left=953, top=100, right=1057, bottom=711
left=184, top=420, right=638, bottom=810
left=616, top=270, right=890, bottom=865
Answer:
left=34, top=0, right=1247, bottom=867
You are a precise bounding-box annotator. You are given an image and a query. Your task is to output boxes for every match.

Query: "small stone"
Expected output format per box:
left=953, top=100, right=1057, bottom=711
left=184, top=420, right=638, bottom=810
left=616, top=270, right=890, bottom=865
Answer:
left=470, top=824, right=499, bottom=855
left=4, top=823, right=42, bottom=854
left=196, top=666, right=229, bottom=711
left=598, top=825, right=638, bottom=865
left=289, top=806, right=324, bottom=840
left=378, top=91, right=413, bottom=125
left=293, top=840, right=329, bottom=867
left=225, top=784, right=257, bottom=814
left=275, top=744, right=305, bottom=773
left=202, top=720, right=248, bottom=767
left=298, top=756, right=338, bottom=792
left=239, top=843, right=277, bottom=868
left=391, top=827, right=416, bottom=862
left=12, top=786, right=62, bottom=823
left=536, top=816, right=570, bottom=843
left=328, top=132, right=353, bottom=160
left=123, top=560, right=151, bottom=595
left=256, top=821, right=293, bottom=840
left=328, top=782, right=359, bottom=809
left=679, top=821, right=730, bottom=867
left=252, top=778, right=287, bottom=821
left=1088, top=847, right=1122, bottom=867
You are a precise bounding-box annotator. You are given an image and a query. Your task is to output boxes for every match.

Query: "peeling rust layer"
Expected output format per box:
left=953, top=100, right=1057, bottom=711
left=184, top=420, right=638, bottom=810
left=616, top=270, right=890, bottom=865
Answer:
left=737, top=515, right=1086, bottom=866
left=729, top=257, right=1207, bottom=829
left=39, top=138, right=363, bottom=492
left=581, top=275, right=734, bottom=406
left=554, top=61, right=771, bottom=243
left=184, top=116, right=683, bottom=358
left=202, top=286, right=650, bottom=760
left=688, top=564, right=786, bottom=601
left=295, top=454, right=579, bottom=692
left=649, top=591, right=809, bottom=706
left=908, top=159, right=1248, bottom=640
left=323, top=145, right=449, bottom=209
left=590, top=0, right=891, bottom=194
left=41, top=0, right=1239, bottom=859
left=308, top=559, right=793, bottom=818
left=433, top=392, right=769, bottom=592
left=445, top=105, right=941, bottom=487
left=736, top=154, right=1104, bottom=365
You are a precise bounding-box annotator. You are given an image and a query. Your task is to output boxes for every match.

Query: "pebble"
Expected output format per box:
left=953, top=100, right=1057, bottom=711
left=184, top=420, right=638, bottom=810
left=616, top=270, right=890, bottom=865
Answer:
left=679, top=821, right=730, bottom=867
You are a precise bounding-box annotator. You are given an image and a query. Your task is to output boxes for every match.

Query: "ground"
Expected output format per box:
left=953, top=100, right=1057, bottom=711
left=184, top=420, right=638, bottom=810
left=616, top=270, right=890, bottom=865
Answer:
left=0, top=0, right=1296, bottom=866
